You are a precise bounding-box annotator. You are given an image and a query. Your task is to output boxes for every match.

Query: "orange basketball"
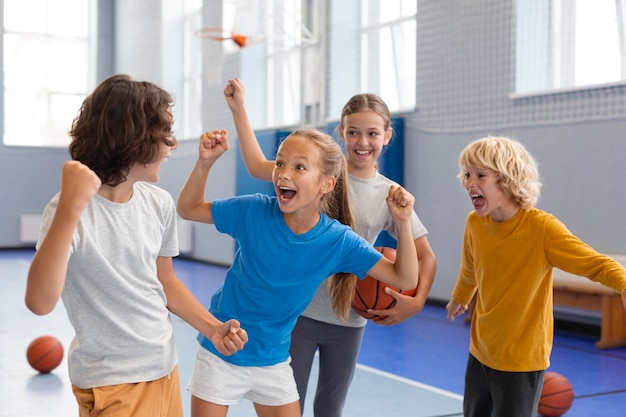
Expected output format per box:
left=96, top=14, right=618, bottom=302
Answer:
left=26, top=335, right=64, bottom=374
left=352, top=247, right=417, bottom=319
left=537, top=371, right=574, bottom=417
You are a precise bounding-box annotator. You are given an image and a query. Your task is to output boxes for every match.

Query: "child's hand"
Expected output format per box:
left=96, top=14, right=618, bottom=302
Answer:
left=224, top=78, right=245, bottom=111
left=212, top=319, right=248, bottom=356
left=59, top=161, right=101, bottom=211
left=386, top=185, right=415, bottom=222
left=369, top=287, right=423, bottom=326
left=198, top=130, right=229, bottom=162
left=446, top=299, right=468, bottom=321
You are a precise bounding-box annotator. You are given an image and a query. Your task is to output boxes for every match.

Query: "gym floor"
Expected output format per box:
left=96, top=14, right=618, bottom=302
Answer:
left=1, top=248, right=625, bottom=416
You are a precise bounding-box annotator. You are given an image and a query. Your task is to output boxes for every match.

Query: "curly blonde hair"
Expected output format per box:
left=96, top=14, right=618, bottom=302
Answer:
left=458, top=136, right=541, bottom=209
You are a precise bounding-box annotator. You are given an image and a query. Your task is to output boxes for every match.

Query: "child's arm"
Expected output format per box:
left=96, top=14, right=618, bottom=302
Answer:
left=224, top=78, right=274, bottom=181
left=366, top=185, right=419, bottom=290
left=369, top=236, right=437, bottom=324
left=25, top=161, right=102, bottom=315
left=177, top=130, right=229, bottom=224
left=157, top=256, right=247, bottom=355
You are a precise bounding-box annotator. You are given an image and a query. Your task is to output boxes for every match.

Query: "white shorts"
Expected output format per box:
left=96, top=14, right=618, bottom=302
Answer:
left=186, top=346, right=300, bottom=406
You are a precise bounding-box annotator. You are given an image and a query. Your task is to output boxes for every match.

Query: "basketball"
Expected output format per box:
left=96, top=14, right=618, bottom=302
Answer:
left=537, top=371, right=574, bottom=417
left=352, top=247, right=417, bottom=319
left=26, top=335, right=64, bottom=374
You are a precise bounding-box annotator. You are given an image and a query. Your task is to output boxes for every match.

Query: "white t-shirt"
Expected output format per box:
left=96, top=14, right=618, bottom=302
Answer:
left=300, top=171, right=428, bottom=327
left=37, top=182, right=179, bottom=388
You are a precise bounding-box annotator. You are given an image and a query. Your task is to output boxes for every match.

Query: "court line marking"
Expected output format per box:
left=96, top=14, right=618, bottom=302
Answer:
left=355, top=363, right=464, bottom=400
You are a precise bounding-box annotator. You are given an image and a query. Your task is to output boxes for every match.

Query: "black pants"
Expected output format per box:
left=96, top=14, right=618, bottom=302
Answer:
left=464, top=353, right=545, bottom=417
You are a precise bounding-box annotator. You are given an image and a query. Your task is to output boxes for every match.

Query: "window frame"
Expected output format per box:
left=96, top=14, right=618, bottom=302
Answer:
left=327, top=0, right=417, bottom=122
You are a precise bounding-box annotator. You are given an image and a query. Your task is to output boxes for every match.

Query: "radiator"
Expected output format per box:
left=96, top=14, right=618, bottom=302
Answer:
left=19, top=214, right=42, bottom=243
left=177, top=217, right=193, bottom=254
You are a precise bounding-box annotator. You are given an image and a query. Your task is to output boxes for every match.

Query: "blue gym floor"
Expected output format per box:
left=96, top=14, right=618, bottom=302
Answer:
left=1, top=248, right=625, bottom=416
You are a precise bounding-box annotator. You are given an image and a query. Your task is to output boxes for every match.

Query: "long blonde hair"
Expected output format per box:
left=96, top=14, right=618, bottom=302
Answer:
left=286, top=129, right=357, bottom=320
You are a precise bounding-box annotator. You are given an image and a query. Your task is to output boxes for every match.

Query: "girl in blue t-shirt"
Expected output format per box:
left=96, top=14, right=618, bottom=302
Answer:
left=177, top=128, right=418, bottom=417
left=224, top=78, right=436, bottom=417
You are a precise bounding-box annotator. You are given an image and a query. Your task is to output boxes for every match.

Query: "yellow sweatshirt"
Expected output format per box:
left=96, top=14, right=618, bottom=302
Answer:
left=452, top=208, right=626, bottom=372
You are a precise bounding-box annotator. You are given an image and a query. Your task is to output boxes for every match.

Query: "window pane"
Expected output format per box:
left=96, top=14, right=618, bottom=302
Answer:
left=516, top=0, right=623, bottom=94
left=4, top=89, right=47, bottom=146
left=4, top=91, right=81, bottom=147
left=359, top=0, right=416, bottom=112
left=3, top=0, right=93, bottom=147
left=48, top=38, right=88, bottom=92
left=239, top=0, right=304, bottom=129
left=182, top=0, right=203, bottom=139
left=399, top=20, right=417, bottom=108
left=281, top=52, right=300, bottom=125
left=574, top=0, right=621, bottom=86
left=48, top=0, right=88, bottom=36
left=362, top=0, right=417, bottom=25
left=4, top=0, right=47, bottom=33
left=3, top=34, right=47, bottom=89
left=49, top=93, right=84, bottom=145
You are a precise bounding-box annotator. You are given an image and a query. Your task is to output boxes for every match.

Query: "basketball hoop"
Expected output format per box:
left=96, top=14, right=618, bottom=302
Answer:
left=195, top=28, right=249, bottom=48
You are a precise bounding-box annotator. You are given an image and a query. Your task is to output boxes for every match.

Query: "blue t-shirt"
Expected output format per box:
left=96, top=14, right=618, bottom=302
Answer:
left=197, top=194, right=382, bottom=366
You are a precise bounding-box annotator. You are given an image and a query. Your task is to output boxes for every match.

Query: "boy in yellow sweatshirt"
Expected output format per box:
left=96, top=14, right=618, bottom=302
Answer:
left=446, top=135, right=626, bottom=417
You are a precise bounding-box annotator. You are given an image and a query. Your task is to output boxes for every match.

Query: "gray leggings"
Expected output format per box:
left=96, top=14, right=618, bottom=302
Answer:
left=464, top=353, right=545, bottom=417
left=289, top=316, right=365, bottom=417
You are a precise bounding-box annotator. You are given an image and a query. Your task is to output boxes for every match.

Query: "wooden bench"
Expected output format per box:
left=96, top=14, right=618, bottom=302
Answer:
left=552, top=255, right=626, bottom=349
left=465, top=255, right=626, bottom=349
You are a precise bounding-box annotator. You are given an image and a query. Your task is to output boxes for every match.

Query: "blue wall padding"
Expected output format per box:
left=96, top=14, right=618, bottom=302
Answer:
left=274, top=129, right=294, bottom=152
left=235, top=129, right=278, bottom=196
left=235, top=129, right=295, bottom=196
left=234, top=119, right=405, bottom=249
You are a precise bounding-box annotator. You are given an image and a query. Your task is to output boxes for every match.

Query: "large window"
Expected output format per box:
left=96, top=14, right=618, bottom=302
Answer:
left=3, top=0, right=95, bottom=147
left=360, top=0, right=416, bottom=112
left=516, top=0, right=626, bottom=95
left=328, top=0, right=416, bottom=121
left=217, top=0, right=416, bottom=130
left=181, top=0, right=203, bottom=139
left=234, top=0, right=314, bottom=129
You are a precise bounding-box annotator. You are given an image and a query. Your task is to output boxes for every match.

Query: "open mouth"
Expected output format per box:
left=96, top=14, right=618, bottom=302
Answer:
left=278, top=186, right=297, bottom=201
left=471, top=194, right=485, bottom=210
